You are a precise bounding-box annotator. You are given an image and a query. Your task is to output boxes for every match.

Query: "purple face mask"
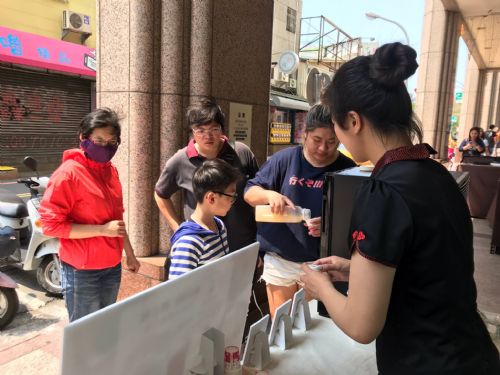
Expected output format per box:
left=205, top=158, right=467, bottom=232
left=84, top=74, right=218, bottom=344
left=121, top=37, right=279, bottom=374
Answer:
left=80, top=139, right=118, bottom=163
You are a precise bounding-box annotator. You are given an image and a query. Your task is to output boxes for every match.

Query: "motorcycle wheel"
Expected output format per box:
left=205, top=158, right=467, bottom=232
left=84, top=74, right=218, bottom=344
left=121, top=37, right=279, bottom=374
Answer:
left=0, top=287, right=19, bottom=330
left=37, top=256, right=62, bottom=295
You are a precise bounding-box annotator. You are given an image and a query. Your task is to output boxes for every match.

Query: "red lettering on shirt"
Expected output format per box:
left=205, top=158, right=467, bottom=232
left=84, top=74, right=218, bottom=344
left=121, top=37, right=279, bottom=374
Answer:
left=288, top=175, right=324, bottom=189
left=313, top=180, right=323, bottom=188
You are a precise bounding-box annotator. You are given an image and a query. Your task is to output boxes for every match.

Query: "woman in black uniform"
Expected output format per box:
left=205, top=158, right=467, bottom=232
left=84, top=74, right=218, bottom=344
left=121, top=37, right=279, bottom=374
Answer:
left=300, top=42, right=499, bottom=375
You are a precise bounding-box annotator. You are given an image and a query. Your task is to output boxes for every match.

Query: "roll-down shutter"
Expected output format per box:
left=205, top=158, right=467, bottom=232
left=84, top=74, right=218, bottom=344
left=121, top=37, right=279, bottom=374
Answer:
left=0, top=66, right=91, bottom=172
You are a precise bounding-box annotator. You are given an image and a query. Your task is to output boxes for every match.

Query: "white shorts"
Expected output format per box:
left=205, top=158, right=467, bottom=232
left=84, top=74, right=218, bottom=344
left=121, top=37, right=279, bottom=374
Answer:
left=261, top=252, right=303, bottom=287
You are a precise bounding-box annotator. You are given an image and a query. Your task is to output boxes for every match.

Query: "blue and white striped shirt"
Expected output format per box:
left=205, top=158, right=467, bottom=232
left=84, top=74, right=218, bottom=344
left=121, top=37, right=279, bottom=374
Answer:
left=168, top=217, right=229, bottom=280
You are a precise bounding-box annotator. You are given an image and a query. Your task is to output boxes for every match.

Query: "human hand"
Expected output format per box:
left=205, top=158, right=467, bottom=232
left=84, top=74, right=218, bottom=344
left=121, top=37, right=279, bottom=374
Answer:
left=314, top=256, right=350, bottom=282
left=266, top=191, right=295, bottom=214
left=299, top=263, right=335, bottom=300
left=126, top=256, right=141, bottom=273
left=102, top=220, right=127, bottom=237
left=304, top=217, right=321, bottom=237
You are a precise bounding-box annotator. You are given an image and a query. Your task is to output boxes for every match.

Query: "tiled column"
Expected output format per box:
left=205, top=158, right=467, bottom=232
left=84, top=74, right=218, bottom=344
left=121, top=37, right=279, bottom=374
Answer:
left=416, top=0, right=461, bottom=158
left=98, top=0, right=273, bottom=257
left=211, top=0, right=273, bottom=165
left=491, top=72, right=500, bottom=127
left=458, top=56, right=482, bottom=141
left=190, top=0, right=213, bottom=98
left=481, top=71, right=500, bottom=128
left=97, top=0, right=159, bottom=256
left=157, top=0, right=188, bottom=252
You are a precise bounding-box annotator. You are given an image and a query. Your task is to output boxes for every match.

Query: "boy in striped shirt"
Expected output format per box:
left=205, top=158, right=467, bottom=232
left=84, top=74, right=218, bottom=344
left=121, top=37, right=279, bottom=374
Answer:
left=168, top=159, right=241, bottom=280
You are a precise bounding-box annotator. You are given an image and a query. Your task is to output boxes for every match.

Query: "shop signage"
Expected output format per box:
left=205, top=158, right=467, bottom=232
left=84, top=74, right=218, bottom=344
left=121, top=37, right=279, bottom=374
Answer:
left=455, top=92, right=463, bottom=102
left=229, top=102, right=252, bottom=147
left=270, top=122, right=292, bottom=144
left=0, top=26, right=96, bottom=77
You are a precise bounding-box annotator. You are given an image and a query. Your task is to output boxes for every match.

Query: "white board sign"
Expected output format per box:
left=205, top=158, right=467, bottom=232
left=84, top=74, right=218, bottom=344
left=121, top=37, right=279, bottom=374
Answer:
left=228, top=102, right=252, bottom=147
left=61, top=243, right=260, bottom=375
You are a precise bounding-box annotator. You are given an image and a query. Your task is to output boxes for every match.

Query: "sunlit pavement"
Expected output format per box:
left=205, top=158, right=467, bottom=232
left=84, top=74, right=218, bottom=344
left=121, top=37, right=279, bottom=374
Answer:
left=0, top=267, right=66, bottom=375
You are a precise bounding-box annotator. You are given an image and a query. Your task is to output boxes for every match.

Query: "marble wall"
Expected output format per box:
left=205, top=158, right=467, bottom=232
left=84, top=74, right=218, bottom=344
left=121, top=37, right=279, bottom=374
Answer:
left=97, top=0, right=273, bottom=255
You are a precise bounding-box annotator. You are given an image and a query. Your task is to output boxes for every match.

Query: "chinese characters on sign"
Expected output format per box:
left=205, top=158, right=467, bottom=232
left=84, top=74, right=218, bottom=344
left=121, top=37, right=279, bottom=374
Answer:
left=229, top=102, right=253, bottom=148
left=0, top=34, right=22, bottom=55
left=293, top=112, right=307, bottom=144
left=4, top=34, right=73, bottom=64
left=0, top=26, right=95, bottom=77
left=270, top=122, right=292, bottom=144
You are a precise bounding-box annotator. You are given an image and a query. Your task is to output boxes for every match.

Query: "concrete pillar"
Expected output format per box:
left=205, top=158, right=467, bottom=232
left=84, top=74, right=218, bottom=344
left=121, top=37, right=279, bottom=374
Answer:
left=211, top=1, right=273, bottom=165
left=157, top=0, right=187, bottom=252
left=97, top=0, right=158, bottom=257
left=494, top=72, right=500, bottom=127
left=190, top=0, right=213, bottom=98
left=492, top=72, right=500, bottom=127
left=416, top=0, right=461, bottom=158
left=484, top=71, right=500, bottom=128
left=458, top=55, right=482, bottom=141
left=459, top=66, right=500, bottom=142
left=98, top=0, right=273, bottom=256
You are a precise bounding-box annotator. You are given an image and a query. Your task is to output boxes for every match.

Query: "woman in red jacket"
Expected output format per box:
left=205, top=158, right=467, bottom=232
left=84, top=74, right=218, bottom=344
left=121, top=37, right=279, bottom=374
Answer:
left=40, top=108, right=140, bottom=322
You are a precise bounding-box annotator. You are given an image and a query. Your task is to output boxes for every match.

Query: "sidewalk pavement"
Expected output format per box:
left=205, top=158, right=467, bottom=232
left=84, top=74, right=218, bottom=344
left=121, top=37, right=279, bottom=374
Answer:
left=0, top=268, right=66, bottom=375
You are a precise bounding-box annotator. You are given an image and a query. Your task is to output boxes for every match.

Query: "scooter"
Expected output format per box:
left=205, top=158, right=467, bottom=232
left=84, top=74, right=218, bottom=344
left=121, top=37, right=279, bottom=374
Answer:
left=0, top=156, right=61, bottom=295
left=0, top=227, right=19, bottom=330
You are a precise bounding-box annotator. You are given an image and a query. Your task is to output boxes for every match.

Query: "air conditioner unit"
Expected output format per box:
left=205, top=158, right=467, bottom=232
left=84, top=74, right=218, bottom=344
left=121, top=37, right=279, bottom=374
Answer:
left=289, top=78, right=297, bottom=88
left=62, top=10, right=92, bottom=34
left=277, top=72, right=289, bottom=82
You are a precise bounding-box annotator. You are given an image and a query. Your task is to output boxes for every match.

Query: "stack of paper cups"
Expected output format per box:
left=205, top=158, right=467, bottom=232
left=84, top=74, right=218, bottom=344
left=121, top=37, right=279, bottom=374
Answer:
left=224, top=346, right=242, bottom=375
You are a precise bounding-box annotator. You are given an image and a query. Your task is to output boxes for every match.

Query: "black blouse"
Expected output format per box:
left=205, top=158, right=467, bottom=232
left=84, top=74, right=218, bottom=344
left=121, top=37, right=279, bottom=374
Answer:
left=350, top=144, right=499, bottom=374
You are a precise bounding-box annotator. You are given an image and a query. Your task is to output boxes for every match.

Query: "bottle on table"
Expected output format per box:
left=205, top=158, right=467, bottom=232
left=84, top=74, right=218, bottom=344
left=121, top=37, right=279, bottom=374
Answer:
left=255, top=205, right=311, bottom=223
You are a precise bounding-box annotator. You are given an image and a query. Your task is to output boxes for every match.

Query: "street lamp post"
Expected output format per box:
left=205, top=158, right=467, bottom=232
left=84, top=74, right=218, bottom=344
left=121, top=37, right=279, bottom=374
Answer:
left=365, top=12, right=410, bottom=46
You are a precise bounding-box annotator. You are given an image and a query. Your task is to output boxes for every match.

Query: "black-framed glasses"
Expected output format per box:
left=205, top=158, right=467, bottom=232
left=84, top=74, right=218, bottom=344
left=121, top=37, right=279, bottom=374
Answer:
left=89, top=136, right=119, bottom=147
left=214, top=191, right=238, bottom=203
left=192, top=126, right=222, bottom=136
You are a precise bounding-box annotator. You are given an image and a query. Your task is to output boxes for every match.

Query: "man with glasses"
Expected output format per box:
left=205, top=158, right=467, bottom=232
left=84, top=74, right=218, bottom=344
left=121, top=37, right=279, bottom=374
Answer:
left=154, top=96, right=259, bottom=253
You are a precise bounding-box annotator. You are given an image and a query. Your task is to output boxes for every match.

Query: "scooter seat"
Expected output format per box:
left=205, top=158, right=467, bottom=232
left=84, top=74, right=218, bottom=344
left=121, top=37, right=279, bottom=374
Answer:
left=0, top=189, right=28, bottom=218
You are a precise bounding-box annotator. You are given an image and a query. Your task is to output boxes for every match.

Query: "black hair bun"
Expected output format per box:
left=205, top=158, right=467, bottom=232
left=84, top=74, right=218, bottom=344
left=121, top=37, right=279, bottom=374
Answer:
left=369, top=42, right=418, bottom=87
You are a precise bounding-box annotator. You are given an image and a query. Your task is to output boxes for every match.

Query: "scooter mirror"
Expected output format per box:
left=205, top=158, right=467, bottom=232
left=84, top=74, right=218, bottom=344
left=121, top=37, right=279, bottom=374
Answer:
left=23, top=156, right=38, bottom=173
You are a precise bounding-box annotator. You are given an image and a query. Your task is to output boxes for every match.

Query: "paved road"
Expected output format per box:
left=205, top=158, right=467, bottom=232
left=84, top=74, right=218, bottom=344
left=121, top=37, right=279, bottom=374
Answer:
left=0, top=265, right=66, bottom=375
left=0, top=265, right=65, bottom=330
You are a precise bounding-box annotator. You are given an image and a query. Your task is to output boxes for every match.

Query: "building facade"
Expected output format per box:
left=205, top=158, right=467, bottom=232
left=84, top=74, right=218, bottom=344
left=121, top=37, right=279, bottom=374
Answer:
left=268, top=3, right=364, bottom=157
left=0, top=0, right=96, bottom=171
left=416, top=0, right=500, bottom=160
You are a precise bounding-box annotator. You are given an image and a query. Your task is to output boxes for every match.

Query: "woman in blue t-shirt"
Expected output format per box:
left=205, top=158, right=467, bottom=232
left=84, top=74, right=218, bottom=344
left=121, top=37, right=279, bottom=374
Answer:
left=244, top=104, right=355, bottom=317
left=300, top=43, right=499, bottom=375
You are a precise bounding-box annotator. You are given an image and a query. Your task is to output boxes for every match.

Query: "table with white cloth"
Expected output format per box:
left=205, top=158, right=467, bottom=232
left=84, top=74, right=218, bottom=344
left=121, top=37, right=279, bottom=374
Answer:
left=264, top=300, right=377, bottom=374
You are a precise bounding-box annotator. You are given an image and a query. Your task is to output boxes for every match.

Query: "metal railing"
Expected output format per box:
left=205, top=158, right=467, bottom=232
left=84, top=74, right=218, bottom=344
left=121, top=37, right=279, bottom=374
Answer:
left=299, top=16, right=362, bottom=72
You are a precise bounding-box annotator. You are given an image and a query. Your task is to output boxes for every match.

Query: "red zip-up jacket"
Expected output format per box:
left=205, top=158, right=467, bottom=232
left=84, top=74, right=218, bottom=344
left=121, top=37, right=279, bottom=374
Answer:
left=39, top=149, right=124, bottom=270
